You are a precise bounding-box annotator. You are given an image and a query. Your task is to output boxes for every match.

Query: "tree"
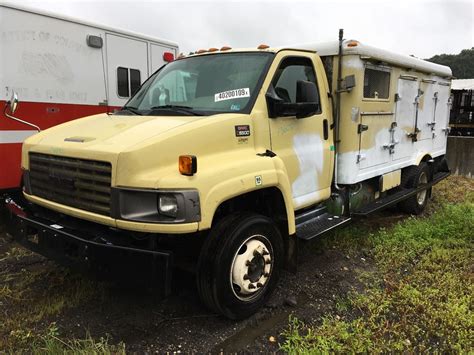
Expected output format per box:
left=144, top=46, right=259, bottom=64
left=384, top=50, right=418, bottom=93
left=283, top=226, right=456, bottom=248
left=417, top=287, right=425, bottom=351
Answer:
left=426, top=48, right=474, bottom=79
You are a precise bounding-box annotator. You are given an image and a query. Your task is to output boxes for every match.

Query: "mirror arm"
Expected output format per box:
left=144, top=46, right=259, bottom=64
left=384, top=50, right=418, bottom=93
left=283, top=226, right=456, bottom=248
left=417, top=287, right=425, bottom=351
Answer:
left=3, top=103, right=41, bottom=132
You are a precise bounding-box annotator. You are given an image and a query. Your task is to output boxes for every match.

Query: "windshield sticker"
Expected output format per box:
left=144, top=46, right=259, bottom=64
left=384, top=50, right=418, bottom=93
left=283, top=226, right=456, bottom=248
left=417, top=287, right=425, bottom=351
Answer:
left=230, top=104, right=241, bottom=111
left=215, top=88, right=250, bottom=102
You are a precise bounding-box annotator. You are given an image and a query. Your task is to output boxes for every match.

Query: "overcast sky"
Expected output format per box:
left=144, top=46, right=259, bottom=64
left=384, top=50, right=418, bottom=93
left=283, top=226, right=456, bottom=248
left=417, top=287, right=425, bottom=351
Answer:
left=14, top=0, right=474, bottom=58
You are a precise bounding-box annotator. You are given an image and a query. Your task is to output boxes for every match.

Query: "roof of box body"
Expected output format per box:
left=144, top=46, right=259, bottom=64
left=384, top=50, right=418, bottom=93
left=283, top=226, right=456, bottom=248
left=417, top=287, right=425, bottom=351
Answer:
left=451, top=79, right=474, bottom=90
left=0, top=2, right=178, bottom=48
left=281, top=40, right=452, bottom=78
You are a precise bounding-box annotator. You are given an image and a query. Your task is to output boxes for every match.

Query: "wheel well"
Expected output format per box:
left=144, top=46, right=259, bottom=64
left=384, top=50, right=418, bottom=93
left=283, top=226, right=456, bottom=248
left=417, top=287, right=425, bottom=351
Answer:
left=212, top=187, right=288, bottom=235
left=420, top=154, right=433, bottom=163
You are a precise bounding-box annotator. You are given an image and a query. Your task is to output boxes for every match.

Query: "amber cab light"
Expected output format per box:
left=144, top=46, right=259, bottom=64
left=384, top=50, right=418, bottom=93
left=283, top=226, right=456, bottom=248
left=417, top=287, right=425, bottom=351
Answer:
left=257, top=44, right=270, bottom=49
left=208, top=47, right=219, bottom=52
left=179, top=155, right=197, bottom=176
left=346, top=40, right=359, bottom=47
left=220, top=46, right=232, bottom=51
left=163, top=52, right=175, bottom=62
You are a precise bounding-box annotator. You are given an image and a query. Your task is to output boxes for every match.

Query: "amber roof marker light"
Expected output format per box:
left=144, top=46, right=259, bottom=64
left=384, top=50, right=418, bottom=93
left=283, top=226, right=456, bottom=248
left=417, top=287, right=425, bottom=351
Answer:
left=220, top=46, right=232, bottom=51
left=346, top=40, right=359, bottom=47
left=257, top=44, right=270, bottom=50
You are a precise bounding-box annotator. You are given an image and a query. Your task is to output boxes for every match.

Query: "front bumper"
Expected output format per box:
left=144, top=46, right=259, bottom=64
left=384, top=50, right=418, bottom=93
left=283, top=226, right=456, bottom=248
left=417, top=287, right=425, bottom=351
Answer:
left=4, top=194, right=173, bottom=296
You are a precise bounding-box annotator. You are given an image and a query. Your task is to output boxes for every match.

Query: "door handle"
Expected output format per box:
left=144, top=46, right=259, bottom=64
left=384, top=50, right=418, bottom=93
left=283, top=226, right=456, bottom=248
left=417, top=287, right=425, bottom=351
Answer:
left=323, top=119, right=329, bottom=140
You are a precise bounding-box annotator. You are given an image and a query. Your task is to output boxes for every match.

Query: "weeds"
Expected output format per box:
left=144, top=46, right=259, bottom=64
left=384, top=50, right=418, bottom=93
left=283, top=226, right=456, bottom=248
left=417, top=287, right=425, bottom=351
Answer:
left=281, top=178, right=474, bottom=353
left=9, top=323, right=125, bottom=354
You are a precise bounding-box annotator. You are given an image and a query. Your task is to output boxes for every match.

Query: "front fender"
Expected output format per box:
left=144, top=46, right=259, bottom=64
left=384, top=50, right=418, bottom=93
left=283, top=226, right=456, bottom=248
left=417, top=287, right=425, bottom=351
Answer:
left=199, top=155, right=295, bottom=235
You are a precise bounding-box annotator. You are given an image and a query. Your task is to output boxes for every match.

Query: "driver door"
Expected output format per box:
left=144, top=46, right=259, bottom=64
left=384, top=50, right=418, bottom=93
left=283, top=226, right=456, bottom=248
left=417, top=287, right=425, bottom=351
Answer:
left=267, top=54, right=333, bottom=210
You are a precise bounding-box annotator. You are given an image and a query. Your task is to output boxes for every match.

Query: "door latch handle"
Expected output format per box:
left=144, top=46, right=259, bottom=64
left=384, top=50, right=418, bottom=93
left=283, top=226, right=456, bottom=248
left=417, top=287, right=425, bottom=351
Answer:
left=358, top=124, right=369, bottom=134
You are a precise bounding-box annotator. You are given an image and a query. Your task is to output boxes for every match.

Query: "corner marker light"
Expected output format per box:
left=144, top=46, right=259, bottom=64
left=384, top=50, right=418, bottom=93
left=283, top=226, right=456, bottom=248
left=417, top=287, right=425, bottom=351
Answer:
left=179, top=155, right=197, bottom=176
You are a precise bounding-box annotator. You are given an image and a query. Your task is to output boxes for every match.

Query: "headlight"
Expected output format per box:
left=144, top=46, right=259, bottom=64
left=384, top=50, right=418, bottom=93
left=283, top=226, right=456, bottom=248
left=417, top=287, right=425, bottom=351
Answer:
left=158, top=194, right=178, bottom=218
left=112, top=188, right=200, bottom=224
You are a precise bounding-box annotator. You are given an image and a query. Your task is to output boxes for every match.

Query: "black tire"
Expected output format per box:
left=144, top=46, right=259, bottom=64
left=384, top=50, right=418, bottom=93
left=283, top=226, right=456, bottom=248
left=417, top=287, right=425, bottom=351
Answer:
left=399, top=162, right=431, bottom=215
left=196, top=213, right=284, bottom=319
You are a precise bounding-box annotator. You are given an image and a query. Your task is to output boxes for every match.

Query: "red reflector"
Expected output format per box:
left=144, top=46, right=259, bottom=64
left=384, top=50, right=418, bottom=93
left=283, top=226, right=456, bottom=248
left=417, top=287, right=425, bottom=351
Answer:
left=163, top=52, right=175, bottom=62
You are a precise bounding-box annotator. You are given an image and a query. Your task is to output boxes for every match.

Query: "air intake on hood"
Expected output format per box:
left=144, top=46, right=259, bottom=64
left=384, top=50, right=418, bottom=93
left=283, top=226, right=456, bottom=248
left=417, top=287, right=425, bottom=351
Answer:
left=29, top=153, right=112, bottom=216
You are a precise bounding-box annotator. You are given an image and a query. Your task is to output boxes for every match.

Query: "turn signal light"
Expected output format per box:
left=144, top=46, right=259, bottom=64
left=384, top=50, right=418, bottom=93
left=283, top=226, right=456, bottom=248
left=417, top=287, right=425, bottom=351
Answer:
left=257, top=44, right=270, bottom=49
left=179, top=155, right=197, bottom=176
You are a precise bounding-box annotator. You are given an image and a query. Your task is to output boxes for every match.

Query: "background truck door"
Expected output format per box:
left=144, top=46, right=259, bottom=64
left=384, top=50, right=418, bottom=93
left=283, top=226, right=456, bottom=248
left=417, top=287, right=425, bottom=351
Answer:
left=106, top=34, right=148, bottom=108
left=150, top=44, right=176, bottom=73
left=268, top=54, right=332, bottom=210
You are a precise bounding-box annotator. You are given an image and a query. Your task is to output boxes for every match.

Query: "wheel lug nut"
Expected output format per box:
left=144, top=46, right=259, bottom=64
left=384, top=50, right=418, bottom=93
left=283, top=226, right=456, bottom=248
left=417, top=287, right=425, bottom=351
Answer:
left=265, top=260, right=272, bottom=265
left=262, top=250, right=269, bottom=256
left=253, top=250, right=260, bottom=257
left=245, top=260, right=251, bottom=266
left=257, top=282, right=263, bottom=288
left=243, top=274, right=249, bottom=280
left=248, top=283, right=256, bottom=289
left=264, top=272, right=269, bottom=277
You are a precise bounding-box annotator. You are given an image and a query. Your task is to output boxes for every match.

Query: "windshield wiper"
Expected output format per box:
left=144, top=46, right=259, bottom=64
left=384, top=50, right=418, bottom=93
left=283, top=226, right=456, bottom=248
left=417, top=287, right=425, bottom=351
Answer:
left=116, top=106, right=143, bottom=115
left=149, top=105, right=203, bottom=116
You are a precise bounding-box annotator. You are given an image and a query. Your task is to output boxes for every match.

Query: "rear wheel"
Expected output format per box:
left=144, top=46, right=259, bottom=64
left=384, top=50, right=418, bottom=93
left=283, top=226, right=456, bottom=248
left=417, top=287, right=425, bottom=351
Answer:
left=196, top=213, right=283, bottom=319
left=399, top=163, right=431, bottom=215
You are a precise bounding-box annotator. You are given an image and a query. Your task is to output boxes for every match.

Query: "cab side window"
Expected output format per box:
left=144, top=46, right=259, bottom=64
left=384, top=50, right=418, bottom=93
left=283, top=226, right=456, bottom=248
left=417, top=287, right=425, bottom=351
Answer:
left=272, top=57, right=320, bottom=110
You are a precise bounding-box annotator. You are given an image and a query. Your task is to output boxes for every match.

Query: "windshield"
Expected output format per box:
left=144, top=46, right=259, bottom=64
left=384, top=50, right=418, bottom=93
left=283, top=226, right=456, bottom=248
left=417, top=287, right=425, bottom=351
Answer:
left=122, top=52, right=274, bottom=116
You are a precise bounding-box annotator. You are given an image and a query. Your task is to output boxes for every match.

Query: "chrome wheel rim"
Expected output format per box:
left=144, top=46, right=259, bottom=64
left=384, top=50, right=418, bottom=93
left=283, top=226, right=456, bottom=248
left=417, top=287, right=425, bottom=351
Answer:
left=230, top=235, right=272, bottom=302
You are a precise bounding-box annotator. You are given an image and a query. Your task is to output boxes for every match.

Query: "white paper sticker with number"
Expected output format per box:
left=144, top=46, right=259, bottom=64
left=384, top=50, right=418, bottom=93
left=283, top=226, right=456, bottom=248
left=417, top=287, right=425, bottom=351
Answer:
left=215, top=88, right=250, bottom=102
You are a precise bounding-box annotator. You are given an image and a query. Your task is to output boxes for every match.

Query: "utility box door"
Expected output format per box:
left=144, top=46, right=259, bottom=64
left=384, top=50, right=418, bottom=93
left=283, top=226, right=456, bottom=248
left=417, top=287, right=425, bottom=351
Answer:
left=393, top=77, right=418, bottom=161
left=358, top=113, right=392, bottom=169
left=106, top=34, right=148, bottom=107
left=433, top=82, right=451, bottom=151
left=417, top=80, right=437, bottom=141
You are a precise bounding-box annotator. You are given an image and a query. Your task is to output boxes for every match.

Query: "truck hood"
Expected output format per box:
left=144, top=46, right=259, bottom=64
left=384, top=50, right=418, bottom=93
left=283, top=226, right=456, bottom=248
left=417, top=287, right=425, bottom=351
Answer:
left=26, top=113, right=204, bottom=154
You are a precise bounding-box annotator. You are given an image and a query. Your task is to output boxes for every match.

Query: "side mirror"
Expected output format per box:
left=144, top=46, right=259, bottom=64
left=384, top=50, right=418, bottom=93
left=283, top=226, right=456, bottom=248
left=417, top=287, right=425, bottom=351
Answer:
left=3, top=92, right=41, bottom=131
left=7, top=91, right=19, bottom=114
left=296, top=80, right=319, bottom=103
left=266, top=80, right=320, bottom=119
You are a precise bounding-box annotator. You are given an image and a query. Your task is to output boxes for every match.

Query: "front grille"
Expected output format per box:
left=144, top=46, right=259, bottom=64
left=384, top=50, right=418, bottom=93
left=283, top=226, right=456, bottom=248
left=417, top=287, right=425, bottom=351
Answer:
left=29, top=153, right=112, bottom=216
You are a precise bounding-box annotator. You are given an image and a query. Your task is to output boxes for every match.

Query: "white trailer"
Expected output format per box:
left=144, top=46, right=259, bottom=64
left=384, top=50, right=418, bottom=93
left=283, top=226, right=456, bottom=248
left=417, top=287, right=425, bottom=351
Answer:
left=0, top=2, right=178, bottom=190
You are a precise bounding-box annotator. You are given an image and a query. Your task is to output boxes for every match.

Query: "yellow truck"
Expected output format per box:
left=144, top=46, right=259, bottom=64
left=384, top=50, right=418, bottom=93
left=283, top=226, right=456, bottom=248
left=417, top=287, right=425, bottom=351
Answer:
left=4, top=30, right=451, bottom=319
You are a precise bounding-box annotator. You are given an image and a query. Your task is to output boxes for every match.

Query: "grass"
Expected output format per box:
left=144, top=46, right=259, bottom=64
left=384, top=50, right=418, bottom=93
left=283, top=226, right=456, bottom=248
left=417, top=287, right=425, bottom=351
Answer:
left=9, top=323, right=125, bottom=354
left=0, top=256, right=108, bottom=351
left=281, top=178, right=474, bottom=353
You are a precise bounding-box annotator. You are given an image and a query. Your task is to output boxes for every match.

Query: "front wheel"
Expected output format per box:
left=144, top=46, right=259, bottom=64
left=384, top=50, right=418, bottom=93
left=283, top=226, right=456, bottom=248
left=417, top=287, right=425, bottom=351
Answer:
left=196, top=213, right=284, bottom=319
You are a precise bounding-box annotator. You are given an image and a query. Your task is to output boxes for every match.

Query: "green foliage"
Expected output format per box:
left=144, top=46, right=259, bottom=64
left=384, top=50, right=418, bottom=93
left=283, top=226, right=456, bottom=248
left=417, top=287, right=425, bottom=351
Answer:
left=281, top=199, right=474, bottom=353
left=427, top=48, right=474, bottom=79
left=9, top=323, right=125, bottom=354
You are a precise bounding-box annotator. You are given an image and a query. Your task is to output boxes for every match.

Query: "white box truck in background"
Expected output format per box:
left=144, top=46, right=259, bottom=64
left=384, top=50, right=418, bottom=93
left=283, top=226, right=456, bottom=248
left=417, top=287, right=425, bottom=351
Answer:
left=0, top=3, right=178, bottom=190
